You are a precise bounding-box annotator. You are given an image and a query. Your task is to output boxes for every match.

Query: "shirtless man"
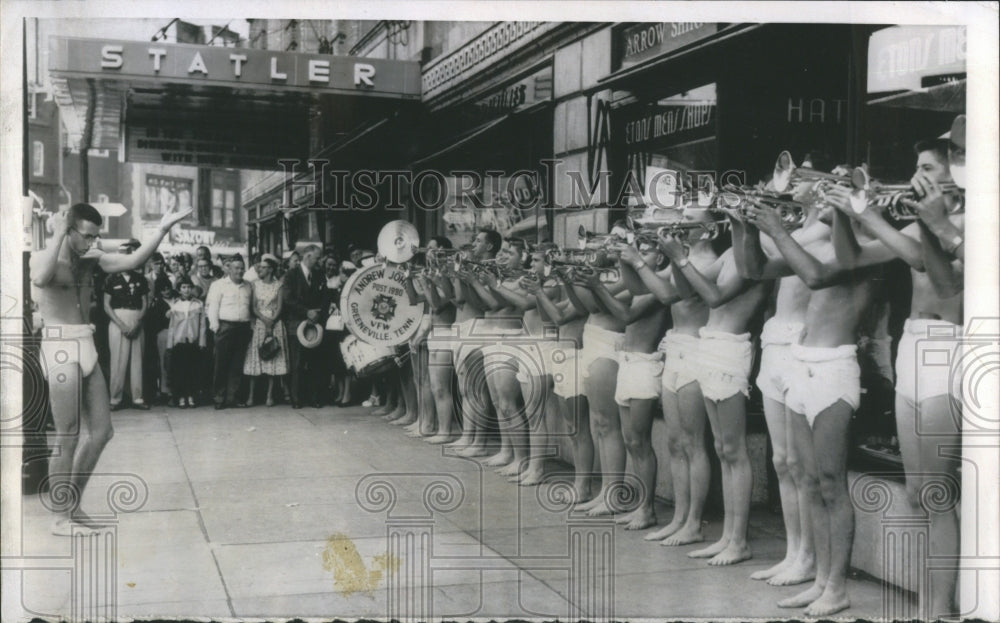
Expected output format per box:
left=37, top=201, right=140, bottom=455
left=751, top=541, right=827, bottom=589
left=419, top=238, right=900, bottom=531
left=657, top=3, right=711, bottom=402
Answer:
left=563, top=246, right=629, bottom=517
left=628, top=210, right=715, bottom=545
left=575, top=240, right=667, bottom=529
left=733, top=159, right=841, bottom=587
left=413, top=237, right=459, bottom=444
left=468, top=238, right=532, bottom=477
left=743, top=196, right=876, bottom=616
left=446, top=230, right=500, bottom=458
left=30, top=202, right=190, bottom=535
left=827, top=136, right=964, bottom=619
left=527, top=256, right=595, bottom=502
left=481, top=243, right=560, bottom=485
left=658, top=214, right=770, bottom=566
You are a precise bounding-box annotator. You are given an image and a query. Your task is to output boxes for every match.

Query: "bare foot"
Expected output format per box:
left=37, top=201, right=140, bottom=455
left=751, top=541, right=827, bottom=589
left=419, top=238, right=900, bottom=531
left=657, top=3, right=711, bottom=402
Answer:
left=644, top=518, right=684, bottom=541
left=585, top=500, right=615, bottom=517
left=688, top=537, right=729, bottom=559
left=777, top=583, right=824, bottom=609
left=426, top=433, right=457, bottom=445
left=383, top=407, right=405, bottom=421
left=661, top=525, right=705, bottom=546
left=484, top=450, right=514, bottom=467
left=457, top=444, right=489, bottom=458
left=390, top=415, right=416, bottom=427
left=768, top=559, right=816, bottom=586
left=51, top=516, right=102, bottom=536
left=707, top=542, right=752, bottom=566
left=751, top=557, right=793, bottom=581
left=621, top=507, right=656, bottom=530
left=551, top=484, right=589, bottom=506
left=496, top=461, right=523, bottom=477
left=804, top=587, right=850, bottom=617
left=405, top=429, right=424, bottom=438
left=574, top=489, right=606, bottom=513
left=517, top=469, right=545, bottom=486
left=446, top=436, right=472, bottom=448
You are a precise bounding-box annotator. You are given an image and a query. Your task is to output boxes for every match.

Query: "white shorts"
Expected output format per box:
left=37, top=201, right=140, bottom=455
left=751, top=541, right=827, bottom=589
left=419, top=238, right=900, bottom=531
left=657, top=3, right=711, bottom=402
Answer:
left=660, top=330, right=701, bottom=394
left=756, top=318, right=805, bottom=403
left=615, top=350, right=665, bottom=406
left=695, top=329, right=753, bottom=402
left=895, top=319, right=963, bottom=403
left=40, top=324, right=99, bottom=379
left=427, top=322, right=459, bottom=355
left=451, top=319, right=479, bottom=369
left=579, top=324, right=624, bottom=378
left=784, top=343, right=861, bottom=426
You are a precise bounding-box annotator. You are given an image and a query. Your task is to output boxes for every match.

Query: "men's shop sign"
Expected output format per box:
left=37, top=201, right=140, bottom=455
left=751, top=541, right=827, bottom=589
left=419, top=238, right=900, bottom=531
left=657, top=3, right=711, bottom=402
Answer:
left=617, top=22, right=718, bottom=69
left=867, top=26, right=966, bottom=93
left=49, top=37, right=422, bottom=99
left=620, top=103, right=716, bottom=147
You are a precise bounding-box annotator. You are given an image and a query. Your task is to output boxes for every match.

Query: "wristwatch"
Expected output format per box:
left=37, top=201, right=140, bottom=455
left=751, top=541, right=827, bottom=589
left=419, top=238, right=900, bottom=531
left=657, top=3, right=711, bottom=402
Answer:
left=942, top=233, right=964, bottom=254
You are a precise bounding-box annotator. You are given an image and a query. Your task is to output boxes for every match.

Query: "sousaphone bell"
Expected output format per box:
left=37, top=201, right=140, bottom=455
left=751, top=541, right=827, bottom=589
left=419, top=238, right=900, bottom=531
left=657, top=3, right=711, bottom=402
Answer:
left=377, top=220, right=421, bottom=264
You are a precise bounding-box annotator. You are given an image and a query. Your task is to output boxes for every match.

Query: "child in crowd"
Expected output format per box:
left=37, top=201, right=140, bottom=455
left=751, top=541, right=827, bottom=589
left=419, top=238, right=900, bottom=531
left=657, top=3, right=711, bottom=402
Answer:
left=166, top=276, right=207, bottom=408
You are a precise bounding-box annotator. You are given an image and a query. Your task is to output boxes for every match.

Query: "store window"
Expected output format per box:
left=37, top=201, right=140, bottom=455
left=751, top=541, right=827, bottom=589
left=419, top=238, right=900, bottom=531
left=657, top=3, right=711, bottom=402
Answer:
left=209, top=170, right=239, bottom=229
left=617, top=83, right=718, bottom=204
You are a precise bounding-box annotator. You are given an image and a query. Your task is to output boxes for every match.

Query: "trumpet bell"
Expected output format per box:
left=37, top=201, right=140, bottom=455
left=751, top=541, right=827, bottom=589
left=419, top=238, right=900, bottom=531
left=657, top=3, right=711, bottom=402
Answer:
left=377, top=220, right=420, bottom=264
left=772, top=150, right=796, bottom=192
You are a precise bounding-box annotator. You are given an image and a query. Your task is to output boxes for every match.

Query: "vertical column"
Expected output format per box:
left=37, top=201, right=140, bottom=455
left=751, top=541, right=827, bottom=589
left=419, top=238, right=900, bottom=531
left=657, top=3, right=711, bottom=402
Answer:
left=385, top=523, right=434, bottom=623
left=567, top=517, right=615, bottom=623
left=70, top=527, right=118, bottom=623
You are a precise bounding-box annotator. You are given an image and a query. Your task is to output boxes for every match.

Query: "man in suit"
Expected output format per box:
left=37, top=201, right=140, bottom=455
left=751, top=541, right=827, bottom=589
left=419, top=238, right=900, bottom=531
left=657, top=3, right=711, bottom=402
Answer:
left=282, top=245, right=326, bottom=408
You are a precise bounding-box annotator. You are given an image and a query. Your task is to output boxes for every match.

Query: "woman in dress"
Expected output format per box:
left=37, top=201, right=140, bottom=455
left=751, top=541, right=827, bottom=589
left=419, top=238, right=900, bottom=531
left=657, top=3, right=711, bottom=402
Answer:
left=243, top=254, right=288, bottom=406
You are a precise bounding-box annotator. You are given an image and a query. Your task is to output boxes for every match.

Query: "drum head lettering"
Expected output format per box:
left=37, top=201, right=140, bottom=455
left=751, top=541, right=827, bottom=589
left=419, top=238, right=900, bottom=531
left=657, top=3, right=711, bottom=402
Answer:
left=340, top=264, right=424, bottom=347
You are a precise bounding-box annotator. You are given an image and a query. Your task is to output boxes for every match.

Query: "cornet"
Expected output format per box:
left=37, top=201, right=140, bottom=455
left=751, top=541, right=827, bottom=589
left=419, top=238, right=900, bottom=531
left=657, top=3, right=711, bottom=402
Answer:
left=851, top=172, right=965, bottom=221
left=659, top=220, right=729, bottom=242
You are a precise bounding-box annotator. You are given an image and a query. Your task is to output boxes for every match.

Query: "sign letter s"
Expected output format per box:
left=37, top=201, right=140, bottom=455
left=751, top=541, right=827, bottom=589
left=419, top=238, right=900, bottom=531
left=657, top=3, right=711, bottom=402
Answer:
left=354, top=63, right=376, bottom=87
left=101, top=45, right=124, bottom=69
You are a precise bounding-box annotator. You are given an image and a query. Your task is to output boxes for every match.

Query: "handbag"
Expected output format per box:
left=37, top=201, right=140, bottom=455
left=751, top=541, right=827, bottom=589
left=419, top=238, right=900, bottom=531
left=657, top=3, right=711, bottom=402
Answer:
left=258, top=327, right=280, bottom=361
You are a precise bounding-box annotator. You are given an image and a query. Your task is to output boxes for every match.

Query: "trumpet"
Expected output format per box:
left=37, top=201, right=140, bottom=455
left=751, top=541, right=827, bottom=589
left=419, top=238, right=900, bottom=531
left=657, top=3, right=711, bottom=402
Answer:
left=546, top=248, right=594, bottom=266
left=499, top=267, right=542, bottom=282
left=852, top=180, right=965, bottom=221
left=566, top=265, right=621, bottom=284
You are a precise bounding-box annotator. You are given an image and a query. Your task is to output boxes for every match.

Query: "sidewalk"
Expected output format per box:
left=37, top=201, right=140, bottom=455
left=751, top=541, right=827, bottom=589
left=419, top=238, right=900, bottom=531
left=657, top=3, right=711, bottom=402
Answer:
left=14, top=403, right=909, bottom=620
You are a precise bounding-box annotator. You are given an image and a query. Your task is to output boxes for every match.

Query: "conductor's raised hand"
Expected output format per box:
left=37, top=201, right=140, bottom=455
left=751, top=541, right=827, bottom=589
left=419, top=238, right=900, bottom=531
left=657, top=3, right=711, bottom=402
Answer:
left=158, top=203, right=194, bottom=233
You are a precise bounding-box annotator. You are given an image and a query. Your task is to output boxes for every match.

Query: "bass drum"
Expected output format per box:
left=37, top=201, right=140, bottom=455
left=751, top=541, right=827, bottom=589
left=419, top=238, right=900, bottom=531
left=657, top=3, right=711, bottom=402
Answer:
left=340, top=263, right=424, bottom=347
left=340, top=334, right=397, bottom=379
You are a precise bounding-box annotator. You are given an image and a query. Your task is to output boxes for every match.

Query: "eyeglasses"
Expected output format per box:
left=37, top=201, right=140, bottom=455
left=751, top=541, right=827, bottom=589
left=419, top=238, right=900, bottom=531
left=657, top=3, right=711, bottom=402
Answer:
left=71, top=228, right=101, bottom=243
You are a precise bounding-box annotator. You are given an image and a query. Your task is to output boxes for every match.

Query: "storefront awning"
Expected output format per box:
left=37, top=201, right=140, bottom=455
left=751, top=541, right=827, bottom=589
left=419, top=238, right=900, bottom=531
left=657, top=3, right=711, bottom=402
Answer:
left=867, top=80, right=966, bottom=112
left=584, top=23, right=763, bottom=94
left=48, top=37, right=422, bottom=170
left=409, top=100, right=551, bottom=169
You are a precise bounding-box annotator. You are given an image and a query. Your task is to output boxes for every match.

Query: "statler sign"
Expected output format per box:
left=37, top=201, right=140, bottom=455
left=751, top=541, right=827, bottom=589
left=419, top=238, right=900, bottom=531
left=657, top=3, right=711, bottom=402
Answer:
left=49, top=37, right=422, bottom=99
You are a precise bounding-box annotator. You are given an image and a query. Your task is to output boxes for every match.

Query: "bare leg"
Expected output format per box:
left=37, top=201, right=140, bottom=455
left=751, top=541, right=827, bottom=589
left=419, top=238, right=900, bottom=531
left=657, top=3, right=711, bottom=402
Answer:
left=425, top=351, right=458, bottom=444
left=581, top=358, right=625, bottom=517
left=50, top=366, right=115, bottom=533
left=752, top=396, right=799, bottom=580
left=494, top=366, right=529, bottom=477
left=246, top=377, right=256, bottom=407
left=662, top=382, right=711, bottom=546
left=900, top=393, right=961, bottom=620
left=559, top=394, right=595, bottom=504
left=482, top=369, right=513, bottom=466
left=618, top=397, right=657, bottom=530
left=689, top=395, right=731, bottom=558
left=769, top=403, right=816, bottom=586
left=266, top=377, right=275, bottom=406
left=516, top=375, right=554, bottom=486
left=705, top=393, right=753, bottom=566
left=647, top=389, right=686, bottom=541
left=455, top=351, right=491, bottom=457
left=802, top=401, right=853, bottom=617
left=779, top=408, right=830, bottom=609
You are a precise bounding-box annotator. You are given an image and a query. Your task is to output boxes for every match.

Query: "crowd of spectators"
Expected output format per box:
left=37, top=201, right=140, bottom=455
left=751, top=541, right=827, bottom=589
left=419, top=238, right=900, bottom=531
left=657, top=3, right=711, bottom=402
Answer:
left=78, top=242, right=376, bottom=411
